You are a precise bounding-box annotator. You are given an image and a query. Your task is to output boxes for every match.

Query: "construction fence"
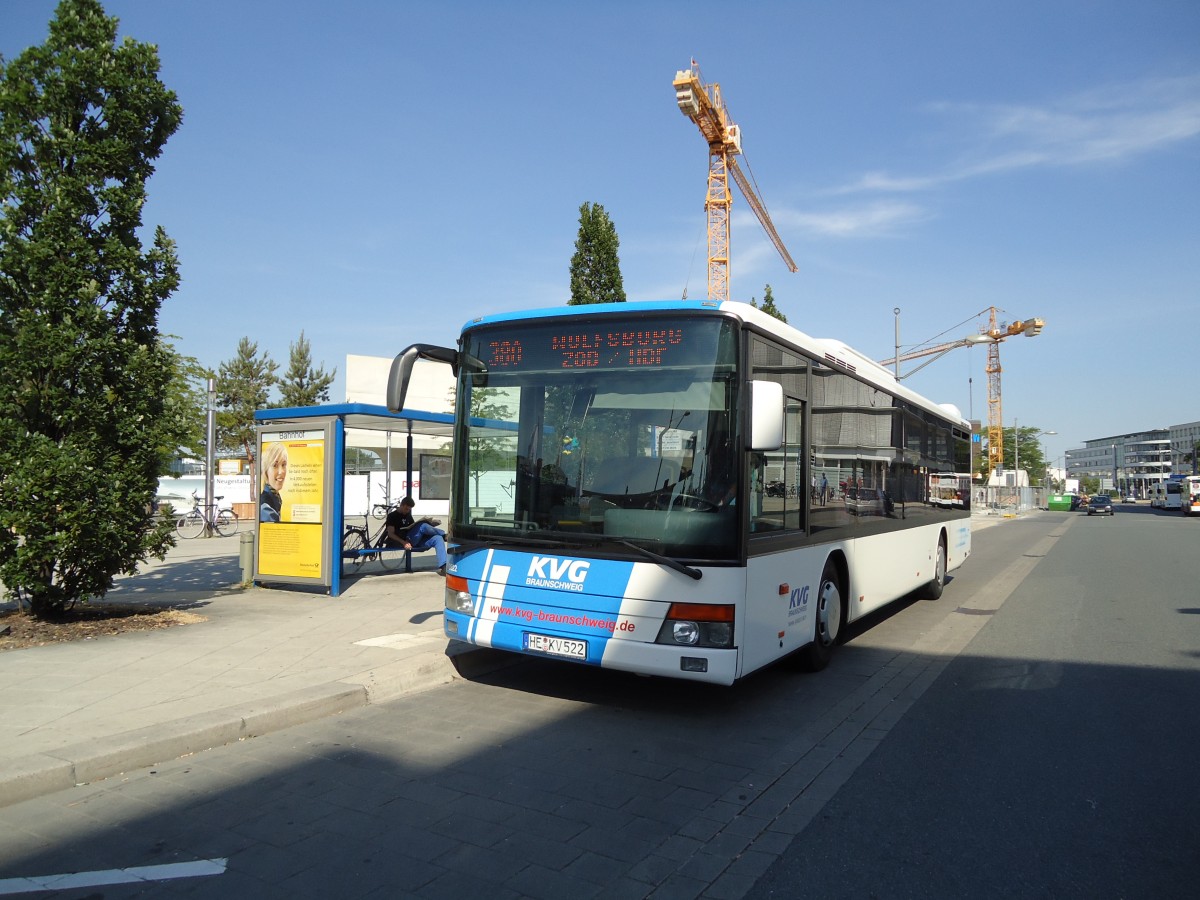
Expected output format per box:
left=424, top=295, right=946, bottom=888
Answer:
left=972, top=485, right=1050, bottom=517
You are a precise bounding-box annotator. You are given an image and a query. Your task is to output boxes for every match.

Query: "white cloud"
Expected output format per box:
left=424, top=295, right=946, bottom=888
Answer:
left=764, top=202, right=930, bottom=238
left=840, top=74, right=1200, bottom=194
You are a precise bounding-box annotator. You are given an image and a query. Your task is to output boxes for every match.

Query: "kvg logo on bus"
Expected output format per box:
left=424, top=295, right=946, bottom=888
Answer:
left=525, top=556, right=591, bottom=592
left=788, top=585, right=810, bottom=611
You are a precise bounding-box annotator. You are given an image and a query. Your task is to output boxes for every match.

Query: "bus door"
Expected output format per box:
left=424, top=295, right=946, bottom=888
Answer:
left=744, top=397, right=813, bottom=674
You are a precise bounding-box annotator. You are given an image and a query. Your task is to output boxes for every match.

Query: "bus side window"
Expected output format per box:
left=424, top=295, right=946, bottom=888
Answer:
left=752, top=399, right=805, bottom=533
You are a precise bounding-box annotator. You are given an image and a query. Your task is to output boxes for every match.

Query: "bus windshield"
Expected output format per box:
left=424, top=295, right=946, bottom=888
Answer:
left=452, top=316, right=740, bottom=560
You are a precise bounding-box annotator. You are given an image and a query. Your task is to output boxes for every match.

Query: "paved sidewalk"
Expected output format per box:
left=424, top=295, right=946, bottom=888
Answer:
left=0, top=533, right=502, bottom=809
left=1, top=512, right=1019, bottom=810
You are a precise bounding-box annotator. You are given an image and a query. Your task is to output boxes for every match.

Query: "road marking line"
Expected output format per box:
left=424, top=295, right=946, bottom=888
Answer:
left=0, top=859, right=226, bottom=895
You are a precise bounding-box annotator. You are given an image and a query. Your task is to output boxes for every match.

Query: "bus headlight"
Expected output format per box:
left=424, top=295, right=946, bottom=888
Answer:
left=446, top=574, right=472, bottom=613
left=671, top=621, right=700, bottom=645
left=655, top=603, right=734, bottom=649
left=705, top=622, right=733, bottom=646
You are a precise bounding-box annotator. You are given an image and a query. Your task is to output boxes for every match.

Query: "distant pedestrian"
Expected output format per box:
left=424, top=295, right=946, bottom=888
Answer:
left=820, top=474, right=828, bottom=505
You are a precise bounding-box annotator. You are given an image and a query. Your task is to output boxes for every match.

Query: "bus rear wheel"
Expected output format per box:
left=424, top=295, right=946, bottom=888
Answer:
left=920, top=535, right=947, bottom=600
left=797, top=559, right=844, bottom=672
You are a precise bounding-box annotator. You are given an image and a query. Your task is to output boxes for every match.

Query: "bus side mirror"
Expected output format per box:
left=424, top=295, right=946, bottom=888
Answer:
left=387, top=344, right=459, bottom=413
left=749, top=380, right=784, bottom=450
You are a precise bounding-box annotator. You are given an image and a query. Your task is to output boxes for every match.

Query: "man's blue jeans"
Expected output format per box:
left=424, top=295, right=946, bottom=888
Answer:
left=409, top=523, right=447, bottom=568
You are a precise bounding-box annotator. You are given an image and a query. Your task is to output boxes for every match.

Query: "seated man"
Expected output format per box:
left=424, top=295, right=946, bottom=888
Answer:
left=383, top=496, right=448, bottom=576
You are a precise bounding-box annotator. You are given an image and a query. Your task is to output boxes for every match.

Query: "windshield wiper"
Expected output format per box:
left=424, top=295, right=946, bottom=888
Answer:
left=611, top=539, right=702, bottom=581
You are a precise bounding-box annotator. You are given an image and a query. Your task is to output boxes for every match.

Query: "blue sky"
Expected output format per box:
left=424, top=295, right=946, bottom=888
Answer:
left=3, top=0, right=1198, bottom=468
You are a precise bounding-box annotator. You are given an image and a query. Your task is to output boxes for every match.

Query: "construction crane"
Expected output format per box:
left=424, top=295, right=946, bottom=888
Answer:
left=878, top=307, right=1045, bottom=473
left=673, top=63, right=797, bottom=302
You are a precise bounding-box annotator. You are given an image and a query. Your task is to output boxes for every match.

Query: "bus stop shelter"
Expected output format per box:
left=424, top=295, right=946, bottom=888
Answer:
left=253, top=403, right=454, bottom=597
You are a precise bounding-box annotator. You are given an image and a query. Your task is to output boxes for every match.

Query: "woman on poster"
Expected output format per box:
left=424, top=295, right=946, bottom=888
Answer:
left=259, top=443, right=288, bottom=523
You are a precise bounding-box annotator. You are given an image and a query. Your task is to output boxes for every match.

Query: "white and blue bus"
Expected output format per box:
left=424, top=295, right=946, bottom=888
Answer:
left=1179, top=475, right=1200, bottom=517
left=389, top=301, right=972, bottom=684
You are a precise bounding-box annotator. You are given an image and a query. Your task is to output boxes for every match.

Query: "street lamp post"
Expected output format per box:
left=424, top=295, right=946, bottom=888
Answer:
left=1012, top=418, right=1023, bottom=511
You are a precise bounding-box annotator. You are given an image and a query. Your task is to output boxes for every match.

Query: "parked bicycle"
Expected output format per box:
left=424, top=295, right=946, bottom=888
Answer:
left=341, top=515, right=405, bottom=570
left=370, top=498, right=400, bottom=519
left=176, top=491, right=239, bottom=539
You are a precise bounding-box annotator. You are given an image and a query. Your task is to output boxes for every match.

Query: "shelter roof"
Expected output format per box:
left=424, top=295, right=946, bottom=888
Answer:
left=255, top=403, right=456, bottom=437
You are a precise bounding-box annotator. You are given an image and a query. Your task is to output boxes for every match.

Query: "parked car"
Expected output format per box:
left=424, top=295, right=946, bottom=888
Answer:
left=1087, top=495, right=1115, bottom=516
left=1123, top=494, right=1137, bottom=503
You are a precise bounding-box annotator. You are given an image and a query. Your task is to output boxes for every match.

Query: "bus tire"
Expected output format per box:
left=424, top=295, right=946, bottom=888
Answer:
left=920, top=535, right=947, bottom=600
left=796, top=558, right=844, bottom=672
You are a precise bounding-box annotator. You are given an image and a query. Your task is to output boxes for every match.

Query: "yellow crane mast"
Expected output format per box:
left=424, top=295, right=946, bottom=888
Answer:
left=878, top=307, right=1044, bottom=473
left=673, top=63, right=797, bottom=302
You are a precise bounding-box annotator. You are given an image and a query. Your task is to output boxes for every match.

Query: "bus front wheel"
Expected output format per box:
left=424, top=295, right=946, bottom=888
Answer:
left=797, top=559, right=844, bottom=672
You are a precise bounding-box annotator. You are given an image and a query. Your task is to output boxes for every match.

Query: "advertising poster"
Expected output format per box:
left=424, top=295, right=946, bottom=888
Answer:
left=257, top=429, right=326, bottom=580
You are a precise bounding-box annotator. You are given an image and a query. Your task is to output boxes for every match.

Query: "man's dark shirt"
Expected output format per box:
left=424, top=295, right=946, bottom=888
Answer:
left=384, top=508, right=415, bottom=546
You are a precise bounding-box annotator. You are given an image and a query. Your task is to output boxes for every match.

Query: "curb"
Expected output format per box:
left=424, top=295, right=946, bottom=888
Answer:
left=0, top=643, right=513, bottom=810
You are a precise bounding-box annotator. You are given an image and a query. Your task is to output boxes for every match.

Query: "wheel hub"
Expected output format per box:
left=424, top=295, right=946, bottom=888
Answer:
left=817, top=579, right=842, bottom=645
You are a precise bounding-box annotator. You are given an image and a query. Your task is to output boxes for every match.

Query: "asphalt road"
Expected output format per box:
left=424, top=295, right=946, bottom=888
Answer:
left=749, top=504, right=1199, bottom=899
left=1, top=507, right=1195, bottom=898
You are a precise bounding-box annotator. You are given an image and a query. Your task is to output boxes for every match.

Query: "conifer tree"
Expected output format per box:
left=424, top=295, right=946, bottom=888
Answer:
left=749, top=284, right=788, bottom=323
left=569, top=202, right=626, bottom=305
left=216, top=338, right=277, bottom=472
left=278, top=331, right=335, bottom=408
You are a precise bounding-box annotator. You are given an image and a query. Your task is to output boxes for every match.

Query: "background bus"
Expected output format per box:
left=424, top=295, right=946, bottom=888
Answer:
left=929, top=473, right=972, bottom=509
left=1180, top=475, right=1200, bottom=516
left=389, top=301, right=972, bottom=685
left=1163, top=478, right=1183, bottom=511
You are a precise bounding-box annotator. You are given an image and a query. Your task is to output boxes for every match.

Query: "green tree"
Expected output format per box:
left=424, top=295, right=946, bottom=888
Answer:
left=278, top=330, right=335, bottom=407
left=981, top=425, right=1049, bottom=483
left=216, top=337, right=277, bottom=471
left=160, top=340, right=210, bottom=463
left=568, top=202, right=626, bottom=305
left=344, top=447, right=382, bottom=474
left=749, top=283, right=787, bottom=322
left=1008, top=424, right=1046, bottom=482
left=0, top=0, right=183, bottom=617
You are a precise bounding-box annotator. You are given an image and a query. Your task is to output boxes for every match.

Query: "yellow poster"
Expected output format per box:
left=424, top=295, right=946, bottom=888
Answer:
left=258, top=522, right=324, bottom=579
left=258, top=431, right=326, bottom=580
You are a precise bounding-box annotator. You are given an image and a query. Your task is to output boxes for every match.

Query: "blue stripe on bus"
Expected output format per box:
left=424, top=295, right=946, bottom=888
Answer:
left=460, top=300, right=723, bottom=331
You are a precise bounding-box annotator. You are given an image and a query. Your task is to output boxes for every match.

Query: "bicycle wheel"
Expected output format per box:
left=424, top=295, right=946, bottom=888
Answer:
left=341, top=528, right=369, bottom=571
left=371, top=504, right=389, bottom=519
left=176, top=511, right=205, bottom=539
left=214, top=509, right=239, bottom=537
left=378, top=537, right=406, bottom=571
